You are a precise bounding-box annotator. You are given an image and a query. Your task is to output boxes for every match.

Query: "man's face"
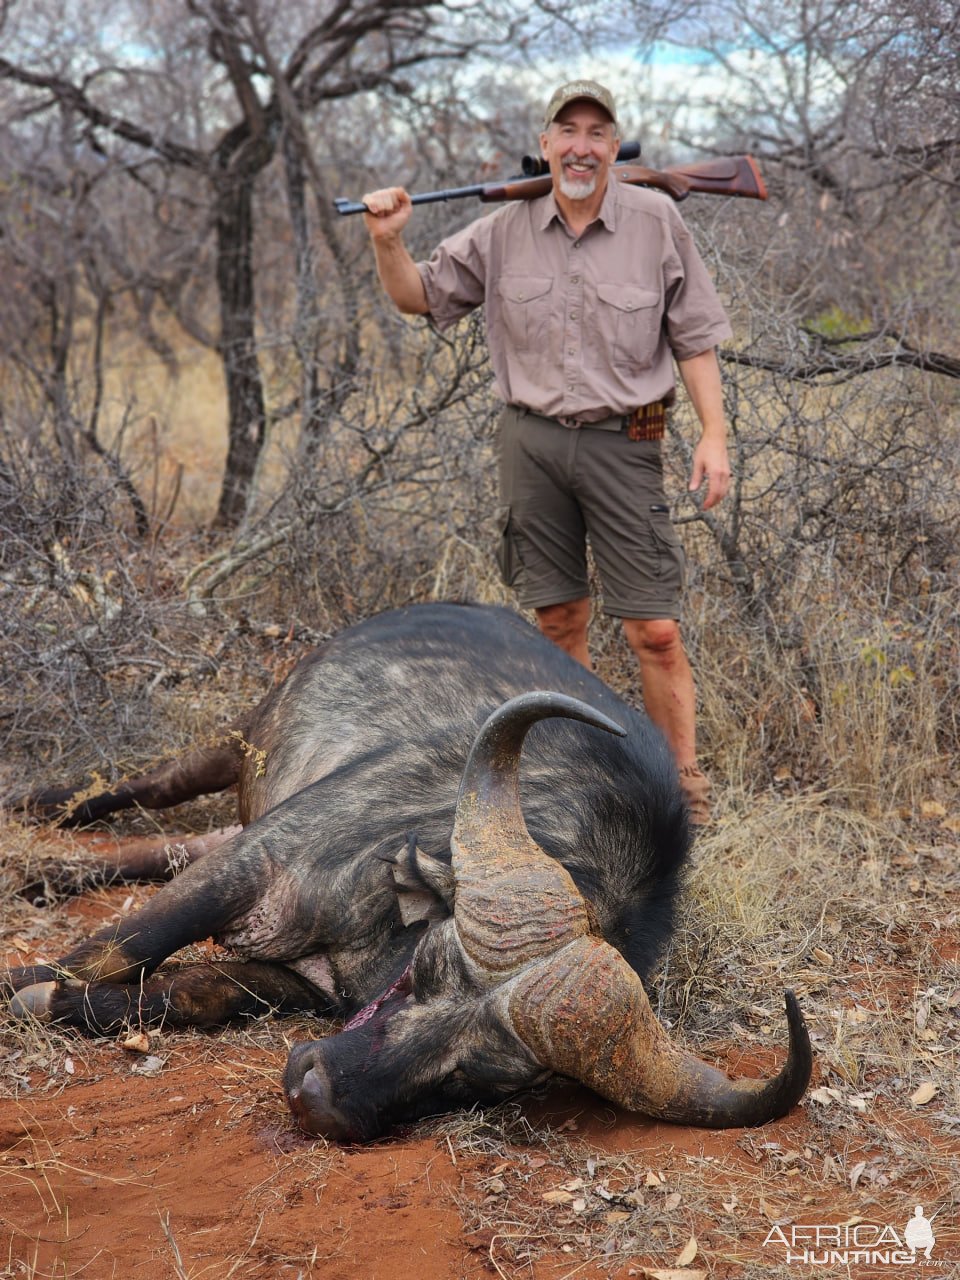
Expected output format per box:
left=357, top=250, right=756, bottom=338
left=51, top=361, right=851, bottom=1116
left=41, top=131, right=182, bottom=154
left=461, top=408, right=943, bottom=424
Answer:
left=539, top=102, right=619, bottom=202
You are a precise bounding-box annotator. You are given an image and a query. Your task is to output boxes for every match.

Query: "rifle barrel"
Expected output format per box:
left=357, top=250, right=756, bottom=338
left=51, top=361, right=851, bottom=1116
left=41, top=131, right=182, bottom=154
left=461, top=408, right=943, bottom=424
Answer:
left=335, top=183, right=489, bottom=217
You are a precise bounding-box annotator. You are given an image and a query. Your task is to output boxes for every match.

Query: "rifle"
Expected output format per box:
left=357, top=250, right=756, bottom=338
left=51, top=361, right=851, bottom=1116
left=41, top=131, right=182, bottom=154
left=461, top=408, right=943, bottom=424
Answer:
left=333, top=146, right=767, bottom=216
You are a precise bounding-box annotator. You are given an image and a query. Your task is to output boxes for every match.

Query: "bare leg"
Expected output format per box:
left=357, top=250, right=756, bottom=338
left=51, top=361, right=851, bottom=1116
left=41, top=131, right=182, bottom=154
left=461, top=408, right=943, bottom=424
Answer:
left=534, top=606, right=710, bottom=822
left=620, top=619, right=696, bottom=765
left=535, top=598, right=592, bottom=669
left=620, top=617, right=710, bottom=823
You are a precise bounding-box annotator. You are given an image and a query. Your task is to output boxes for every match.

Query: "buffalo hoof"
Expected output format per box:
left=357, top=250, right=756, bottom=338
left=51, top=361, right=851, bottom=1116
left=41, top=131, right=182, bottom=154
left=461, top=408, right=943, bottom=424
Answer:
left=9, top=981, right=59, bottom=1021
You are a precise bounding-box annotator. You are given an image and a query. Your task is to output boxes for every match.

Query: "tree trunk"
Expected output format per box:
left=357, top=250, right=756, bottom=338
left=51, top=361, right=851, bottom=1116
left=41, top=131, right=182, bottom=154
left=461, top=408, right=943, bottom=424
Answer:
left=281, top=130, right=324, bottom=450
left=213, top=171, right=267, bottom=529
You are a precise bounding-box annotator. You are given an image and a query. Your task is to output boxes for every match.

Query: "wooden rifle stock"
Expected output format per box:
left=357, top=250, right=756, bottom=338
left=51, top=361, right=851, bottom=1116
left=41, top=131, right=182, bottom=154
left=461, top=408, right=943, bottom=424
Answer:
left=615, top=155, right=767, bottom=201
left=334, top=153, right=766, bottom=216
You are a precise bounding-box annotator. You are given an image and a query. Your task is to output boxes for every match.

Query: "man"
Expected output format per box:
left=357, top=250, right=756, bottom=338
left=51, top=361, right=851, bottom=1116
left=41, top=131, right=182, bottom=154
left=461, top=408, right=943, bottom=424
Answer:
left=360, top=80, right=731, bottom=824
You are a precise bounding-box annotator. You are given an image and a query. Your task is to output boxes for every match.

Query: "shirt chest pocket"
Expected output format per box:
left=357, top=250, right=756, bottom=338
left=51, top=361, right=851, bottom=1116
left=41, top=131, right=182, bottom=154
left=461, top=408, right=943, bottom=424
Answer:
left=596, top=283, right=662, bottom=370
left=496, top=275, right=553, bottom=353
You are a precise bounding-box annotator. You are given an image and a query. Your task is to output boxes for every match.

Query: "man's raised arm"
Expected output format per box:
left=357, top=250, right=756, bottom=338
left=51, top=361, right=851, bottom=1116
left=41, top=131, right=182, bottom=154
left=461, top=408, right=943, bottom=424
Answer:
left=361, top=187, right=430, bottom=316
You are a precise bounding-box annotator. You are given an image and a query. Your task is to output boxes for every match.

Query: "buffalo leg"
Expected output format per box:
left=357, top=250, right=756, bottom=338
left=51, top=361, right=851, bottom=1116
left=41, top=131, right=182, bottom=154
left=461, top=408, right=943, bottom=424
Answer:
left=10, top=961, right=333, bottom=1033
left=67, top=827, right=241, bottom=879
left=20, top=827, right=242, bottom=901
left=8, top=735, right=245, bottom=826
left=6, top=824, right=270, bottom=996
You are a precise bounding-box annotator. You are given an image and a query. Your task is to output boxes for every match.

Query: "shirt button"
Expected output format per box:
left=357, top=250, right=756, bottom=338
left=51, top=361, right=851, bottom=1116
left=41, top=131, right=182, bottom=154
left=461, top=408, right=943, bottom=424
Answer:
left=573, top=241, right=581, bottom=249
left=571, top=275, right=580, bottom=283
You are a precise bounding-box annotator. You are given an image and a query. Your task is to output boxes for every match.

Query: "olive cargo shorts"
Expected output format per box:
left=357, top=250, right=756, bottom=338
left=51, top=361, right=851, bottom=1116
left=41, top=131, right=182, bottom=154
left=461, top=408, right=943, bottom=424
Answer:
left=495, top=406, right=686, bottom=620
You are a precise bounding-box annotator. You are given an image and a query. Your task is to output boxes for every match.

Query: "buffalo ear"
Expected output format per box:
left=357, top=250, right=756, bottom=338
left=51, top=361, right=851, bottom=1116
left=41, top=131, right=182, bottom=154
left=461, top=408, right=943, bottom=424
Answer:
left=387, top=834, right=454, bottom=926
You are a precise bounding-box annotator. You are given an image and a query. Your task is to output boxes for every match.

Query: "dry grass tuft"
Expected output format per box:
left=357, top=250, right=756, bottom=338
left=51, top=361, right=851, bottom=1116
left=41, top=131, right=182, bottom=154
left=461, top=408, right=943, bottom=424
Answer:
left=664, top=789, right=959, bottom=1079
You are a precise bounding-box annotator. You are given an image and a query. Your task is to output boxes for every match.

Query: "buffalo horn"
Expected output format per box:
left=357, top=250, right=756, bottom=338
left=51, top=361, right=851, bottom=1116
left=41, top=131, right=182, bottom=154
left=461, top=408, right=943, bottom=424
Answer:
left=452, top=691, right=812, bottom=1126
left=507, top=935, right=812, bottom=1127
left=451, top=692, right=625, bottom=980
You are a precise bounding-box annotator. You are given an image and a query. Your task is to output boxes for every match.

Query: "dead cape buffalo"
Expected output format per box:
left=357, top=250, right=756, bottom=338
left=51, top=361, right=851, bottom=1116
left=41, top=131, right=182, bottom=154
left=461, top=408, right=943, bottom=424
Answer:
left=6, top=602, right=812, bottom=1142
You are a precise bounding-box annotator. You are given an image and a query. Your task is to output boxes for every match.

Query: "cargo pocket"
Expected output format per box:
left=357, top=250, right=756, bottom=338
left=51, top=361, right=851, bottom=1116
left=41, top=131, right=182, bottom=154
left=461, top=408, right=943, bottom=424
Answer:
left=495, top=504, right=523, bottom=588
left=648, top=510, right=686, bottom=589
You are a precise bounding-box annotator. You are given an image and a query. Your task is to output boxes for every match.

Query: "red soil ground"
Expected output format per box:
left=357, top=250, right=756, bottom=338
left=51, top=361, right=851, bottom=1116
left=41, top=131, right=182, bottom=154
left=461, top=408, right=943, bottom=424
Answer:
left=3, top=883, right=958, bottom=1280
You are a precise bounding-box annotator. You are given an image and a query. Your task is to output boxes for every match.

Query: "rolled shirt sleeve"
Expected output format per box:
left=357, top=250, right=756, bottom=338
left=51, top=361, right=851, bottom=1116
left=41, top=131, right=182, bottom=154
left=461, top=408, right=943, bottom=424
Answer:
left=660, top=219, right=733, bottom=361
left=417, top=218, right=492, bottom=330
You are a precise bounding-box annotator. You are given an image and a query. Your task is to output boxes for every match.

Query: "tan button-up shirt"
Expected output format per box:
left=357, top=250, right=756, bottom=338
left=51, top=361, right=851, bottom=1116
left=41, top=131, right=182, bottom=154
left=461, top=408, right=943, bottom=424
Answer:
left=417, top=177, right=732, bottom=422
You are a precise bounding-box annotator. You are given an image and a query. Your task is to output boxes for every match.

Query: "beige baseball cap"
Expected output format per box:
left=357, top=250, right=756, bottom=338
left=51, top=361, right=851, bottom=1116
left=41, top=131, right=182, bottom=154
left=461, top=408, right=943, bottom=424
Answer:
left=543, top=80, right=618, bottom=130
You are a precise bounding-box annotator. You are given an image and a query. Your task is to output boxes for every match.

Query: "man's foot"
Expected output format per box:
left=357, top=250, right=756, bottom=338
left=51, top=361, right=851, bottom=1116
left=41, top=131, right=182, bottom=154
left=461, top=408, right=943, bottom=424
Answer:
left=678, top=765, right=712, bottom=827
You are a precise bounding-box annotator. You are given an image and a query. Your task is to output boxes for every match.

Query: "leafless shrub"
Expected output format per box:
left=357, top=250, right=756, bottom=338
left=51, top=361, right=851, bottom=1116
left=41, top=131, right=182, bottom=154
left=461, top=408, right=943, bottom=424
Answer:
left=183, top=308, right=503, bottom=627
left=0, top=416, right=249, bottom=794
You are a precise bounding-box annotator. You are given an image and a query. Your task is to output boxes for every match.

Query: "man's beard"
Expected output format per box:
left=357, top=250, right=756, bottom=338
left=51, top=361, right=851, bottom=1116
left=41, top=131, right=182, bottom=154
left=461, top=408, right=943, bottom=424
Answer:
left=559, top=160, right=598, bottom=200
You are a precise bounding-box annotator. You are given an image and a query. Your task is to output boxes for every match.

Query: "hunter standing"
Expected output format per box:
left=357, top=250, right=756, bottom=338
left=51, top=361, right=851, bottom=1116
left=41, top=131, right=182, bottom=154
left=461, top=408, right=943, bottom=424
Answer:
left=360, top=80, right=732, bottom=824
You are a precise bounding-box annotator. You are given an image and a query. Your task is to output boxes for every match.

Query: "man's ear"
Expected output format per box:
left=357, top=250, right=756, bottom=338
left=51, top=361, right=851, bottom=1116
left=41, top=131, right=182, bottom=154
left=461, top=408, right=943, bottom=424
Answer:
left=538, top=129, right=550, bottom=160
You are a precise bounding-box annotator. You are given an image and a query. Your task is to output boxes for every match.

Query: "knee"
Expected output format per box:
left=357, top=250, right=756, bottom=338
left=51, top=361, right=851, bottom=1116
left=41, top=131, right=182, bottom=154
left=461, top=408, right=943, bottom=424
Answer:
left=623, top=618, right=683, bottom=659
left=536, top=599, right=589, bottom=643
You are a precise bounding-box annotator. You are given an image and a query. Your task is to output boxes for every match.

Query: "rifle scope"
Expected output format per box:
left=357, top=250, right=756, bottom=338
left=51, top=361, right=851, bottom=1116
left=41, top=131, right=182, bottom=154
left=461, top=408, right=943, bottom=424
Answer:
left=520, top=139, right=641, bottom=177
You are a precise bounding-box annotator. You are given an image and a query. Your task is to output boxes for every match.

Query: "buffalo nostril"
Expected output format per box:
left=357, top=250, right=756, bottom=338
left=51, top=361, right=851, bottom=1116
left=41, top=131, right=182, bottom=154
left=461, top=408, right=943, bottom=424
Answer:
left=284, top=1064, right=361, bottom=1142
left=285, top=1042, right=316, bottom=1076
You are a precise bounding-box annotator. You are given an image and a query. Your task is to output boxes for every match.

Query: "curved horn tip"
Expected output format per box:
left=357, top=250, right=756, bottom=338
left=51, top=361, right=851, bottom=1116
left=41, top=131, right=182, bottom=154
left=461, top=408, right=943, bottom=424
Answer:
left=545, top=691, right=627, bottom=740
left=783, top=988, right=813, bottom=1076
left=696, top=987, right=813, bottom=1128
left=742, top=987, right=813, bottom=1126
left=456, top=691, right=627, bottom=820
left=495, top=690, right=627, bottom=740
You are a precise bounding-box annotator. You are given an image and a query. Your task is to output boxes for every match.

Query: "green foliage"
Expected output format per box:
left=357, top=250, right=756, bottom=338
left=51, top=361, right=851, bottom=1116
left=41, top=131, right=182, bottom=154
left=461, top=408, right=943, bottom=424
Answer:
left=805, top=305, right=873, bottom=341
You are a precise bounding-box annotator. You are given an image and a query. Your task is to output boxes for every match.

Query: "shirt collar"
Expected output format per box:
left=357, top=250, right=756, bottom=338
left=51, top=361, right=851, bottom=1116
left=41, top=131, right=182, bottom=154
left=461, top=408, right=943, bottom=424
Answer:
left=537, top=174, right=619, bottom=234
